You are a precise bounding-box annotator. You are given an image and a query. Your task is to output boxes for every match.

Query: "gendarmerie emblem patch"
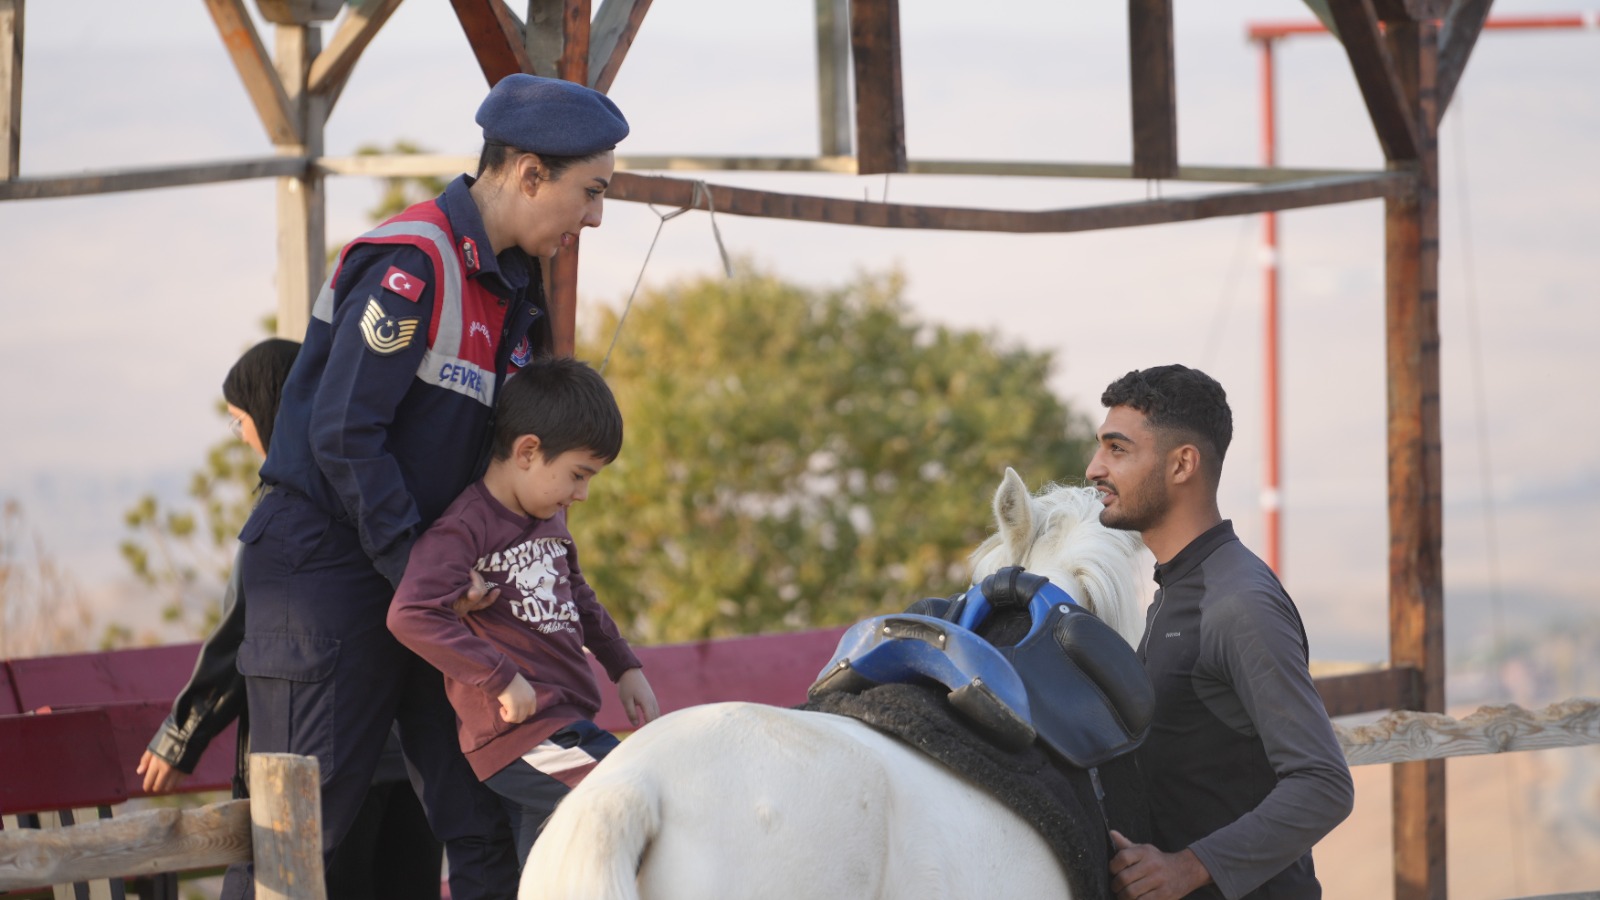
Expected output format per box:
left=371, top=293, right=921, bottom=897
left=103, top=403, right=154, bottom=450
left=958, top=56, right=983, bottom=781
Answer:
left=360, top=297, right=421, bottom=355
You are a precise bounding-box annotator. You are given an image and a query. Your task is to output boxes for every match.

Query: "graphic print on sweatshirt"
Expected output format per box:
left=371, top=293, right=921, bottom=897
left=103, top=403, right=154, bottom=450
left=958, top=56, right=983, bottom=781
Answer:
left=479, top=537, right=579, bottom=636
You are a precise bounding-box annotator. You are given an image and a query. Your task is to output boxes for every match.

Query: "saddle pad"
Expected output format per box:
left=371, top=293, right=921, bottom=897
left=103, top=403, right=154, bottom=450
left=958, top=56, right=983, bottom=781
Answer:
left=802, top=681, right=1148, bottom=900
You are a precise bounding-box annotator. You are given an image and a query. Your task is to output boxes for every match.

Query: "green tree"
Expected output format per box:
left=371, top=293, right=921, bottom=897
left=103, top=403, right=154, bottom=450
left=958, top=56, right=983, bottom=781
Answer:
left=571, top=263, right=1096, bottom=643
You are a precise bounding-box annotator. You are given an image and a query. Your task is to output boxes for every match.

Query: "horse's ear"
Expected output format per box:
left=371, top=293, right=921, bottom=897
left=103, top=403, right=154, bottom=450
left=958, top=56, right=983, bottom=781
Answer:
left=994, top=467, right=1035, bottom=561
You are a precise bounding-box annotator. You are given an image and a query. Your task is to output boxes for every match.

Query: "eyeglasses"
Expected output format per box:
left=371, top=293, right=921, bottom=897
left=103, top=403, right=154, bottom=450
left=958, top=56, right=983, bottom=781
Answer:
left=229, top=416, right=245, bottom=438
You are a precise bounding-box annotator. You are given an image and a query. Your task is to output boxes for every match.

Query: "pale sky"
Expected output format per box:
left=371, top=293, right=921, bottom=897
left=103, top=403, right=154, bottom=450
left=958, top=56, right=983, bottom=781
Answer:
left=2, top=0, right=1597, bottom=681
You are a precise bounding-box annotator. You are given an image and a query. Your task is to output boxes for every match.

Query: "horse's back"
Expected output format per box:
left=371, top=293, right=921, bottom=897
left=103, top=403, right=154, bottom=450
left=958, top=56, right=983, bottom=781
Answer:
left=521, top=702, right=1073, bottom=900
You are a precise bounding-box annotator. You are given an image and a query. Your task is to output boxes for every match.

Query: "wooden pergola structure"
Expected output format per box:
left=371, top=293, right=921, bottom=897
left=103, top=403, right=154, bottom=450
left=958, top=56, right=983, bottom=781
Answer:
left=0, top=0, right=1500, bottom=896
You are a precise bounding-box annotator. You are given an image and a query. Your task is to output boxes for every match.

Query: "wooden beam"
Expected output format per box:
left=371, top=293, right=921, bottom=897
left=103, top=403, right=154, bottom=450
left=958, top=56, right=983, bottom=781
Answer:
left=451, top=0, right=532, bottom=86
left=588, top=0, right=650, bottom=93
left=1383, top=17, right=1444, bottom=899
left=248, top=754, right=326, bottom=900
left=0, top=800, right=252, bottom=889
left=0, top=0, right=21, bottom=180
left=1370, top=0, right=1450, bottom=21
left=606, top=170, right=1410, bottom=234
left=849, top=0, right=906, bottom=175
left=547, top=0, right=591, bottom=358
left=1314, top=665, right=1419, bottom=717
left=1326, top=0, right=1421, bottom=161
left=308, top=0, right=406, bottom=111
left=814, top=0, right=852, bottom=156
left=1128, top=0, right=1179, bottom=179
left=257, top=0, right=344, bottom=25
left=320, top=152, right=1389, bottom=185
left=274, top=25, right=326, bottom=343
left=525, top=0, right=561, bottom=77
left=1436, top=0, right=1492, bottom=115
left=1337, top=698, right=1600, bottom=767
left=203, top=0, right=299, bottom=146
left=0, top=157, right=307, bottom=201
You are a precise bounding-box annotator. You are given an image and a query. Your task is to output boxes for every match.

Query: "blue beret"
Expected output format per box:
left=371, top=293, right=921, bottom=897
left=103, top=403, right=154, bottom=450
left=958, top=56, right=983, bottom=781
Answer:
left=475, top=74, right=629, bottom=157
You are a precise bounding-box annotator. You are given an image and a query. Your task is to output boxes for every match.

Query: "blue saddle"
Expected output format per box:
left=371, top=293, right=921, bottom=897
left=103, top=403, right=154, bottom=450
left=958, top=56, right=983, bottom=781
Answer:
left=810, top=567, right=1154, bottom=768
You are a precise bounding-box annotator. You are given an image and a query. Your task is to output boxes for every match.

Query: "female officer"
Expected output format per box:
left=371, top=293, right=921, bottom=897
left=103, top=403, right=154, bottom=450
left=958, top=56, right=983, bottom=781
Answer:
left=226, top=75, right=627, bottom=900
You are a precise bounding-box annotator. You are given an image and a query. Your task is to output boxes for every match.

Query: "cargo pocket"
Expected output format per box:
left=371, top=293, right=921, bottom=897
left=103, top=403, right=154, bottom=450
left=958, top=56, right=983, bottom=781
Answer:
left=237, top=632, right=341, bottom=761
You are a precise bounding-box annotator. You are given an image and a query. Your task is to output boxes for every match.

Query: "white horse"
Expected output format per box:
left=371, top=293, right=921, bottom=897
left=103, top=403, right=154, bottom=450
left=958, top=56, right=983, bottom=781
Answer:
left=519, top=468, right=1149, bottom=900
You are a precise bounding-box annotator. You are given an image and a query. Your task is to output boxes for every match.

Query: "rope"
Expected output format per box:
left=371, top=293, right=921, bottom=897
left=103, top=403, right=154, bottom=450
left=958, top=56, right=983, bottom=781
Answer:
left=599, top=180, right=732, bottom=375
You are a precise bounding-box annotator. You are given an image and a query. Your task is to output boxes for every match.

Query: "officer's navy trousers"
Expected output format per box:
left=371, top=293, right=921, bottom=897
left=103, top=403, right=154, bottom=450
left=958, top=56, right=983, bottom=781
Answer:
left=223, top=490, right=518, bottom=900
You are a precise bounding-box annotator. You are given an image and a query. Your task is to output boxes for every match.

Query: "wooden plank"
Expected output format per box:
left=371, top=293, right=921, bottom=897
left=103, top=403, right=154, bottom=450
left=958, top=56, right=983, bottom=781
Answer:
left=248, top=754, right=325, bottom=900
left=1436, top=0, right=1492, bottom=115
left=1, top=0, right=21, bottom=180
left=0, top=157, right=306, bottom=201
left=1336, top=698, right=1600, bottom=766
left=202, top=0, right=298, bottom=146
left=849, top=0, right=906, bottom=175
left=1128, top=0, right=1179, bottom=179
left=0, top=703, right=235, bottom=813
left=0, top=662, right=19, bottom=715
left=450, top=0, right=532, bottom=86
left=307, top=0, right=406, bottom=110
left=586, top=626, right=850, bottom=733
left=0, top=709, right=125, bottom=815
left=1383, top=17, right=1443, bottom=898
left=1325, top=0, right=1421, bottom=161
left=0, top=800, right=250, bottom=891
left=814, top=0, right=852, bottom=157
left=9, top=643, right=212, bottom=709
left=587, top=0, right=650, bottom=94
left=606, top=170, right=1410, bottom=234
left=1314, top=665, right=1418, bottom=717
left=559, top=0, right=590, bottom=86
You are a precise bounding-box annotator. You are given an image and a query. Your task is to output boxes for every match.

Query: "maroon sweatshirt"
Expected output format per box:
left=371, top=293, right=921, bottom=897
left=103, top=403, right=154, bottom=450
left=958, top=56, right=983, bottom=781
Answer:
left=388, top=480, right=641, bottom=780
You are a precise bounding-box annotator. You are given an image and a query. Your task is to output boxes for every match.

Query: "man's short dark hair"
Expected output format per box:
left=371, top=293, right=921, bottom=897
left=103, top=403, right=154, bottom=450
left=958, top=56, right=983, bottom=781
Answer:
left=492, top=356, right=623, bottom=463
left=1101, top=364, right=1232, bottom=476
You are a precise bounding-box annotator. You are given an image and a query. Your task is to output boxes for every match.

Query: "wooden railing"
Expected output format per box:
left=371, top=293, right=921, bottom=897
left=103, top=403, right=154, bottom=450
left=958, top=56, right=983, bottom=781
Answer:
left=3, top=634, right=1597, bottom=897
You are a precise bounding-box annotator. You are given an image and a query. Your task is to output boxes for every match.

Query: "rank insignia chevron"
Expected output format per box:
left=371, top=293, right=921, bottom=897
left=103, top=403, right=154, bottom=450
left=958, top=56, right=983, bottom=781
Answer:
left=360, top=297, right=421, bottom=355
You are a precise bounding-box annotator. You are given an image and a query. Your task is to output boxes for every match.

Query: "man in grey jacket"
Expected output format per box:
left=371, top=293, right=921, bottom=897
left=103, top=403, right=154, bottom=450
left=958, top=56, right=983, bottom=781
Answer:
left=1088, top=365, right=1354, bottom=900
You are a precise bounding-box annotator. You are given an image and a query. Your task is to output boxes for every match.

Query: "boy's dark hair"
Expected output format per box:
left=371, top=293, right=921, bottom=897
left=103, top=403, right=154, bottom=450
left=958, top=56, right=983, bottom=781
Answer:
left=1101, top=364, right=1233, bottom=480
left=223, top=338, right=300, bottom=455
left=492, top=356, right=623, bottom=463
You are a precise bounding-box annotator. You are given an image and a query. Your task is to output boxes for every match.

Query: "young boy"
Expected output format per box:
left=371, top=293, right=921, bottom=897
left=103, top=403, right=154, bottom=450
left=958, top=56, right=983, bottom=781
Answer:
left=388, top=356, right=659, bottom=865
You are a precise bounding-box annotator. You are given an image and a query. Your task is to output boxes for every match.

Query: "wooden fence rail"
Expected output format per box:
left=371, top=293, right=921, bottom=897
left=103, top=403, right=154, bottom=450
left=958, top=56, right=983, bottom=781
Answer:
left=1334, top=697, right=1600, bottom=767
left=0, top=753, right=323, bottom=899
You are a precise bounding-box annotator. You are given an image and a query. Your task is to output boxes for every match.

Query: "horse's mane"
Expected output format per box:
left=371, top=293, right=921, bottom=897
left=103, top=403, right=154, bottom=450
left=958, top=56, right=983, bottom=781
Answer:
left=969, top=482, right=1148, bottom=647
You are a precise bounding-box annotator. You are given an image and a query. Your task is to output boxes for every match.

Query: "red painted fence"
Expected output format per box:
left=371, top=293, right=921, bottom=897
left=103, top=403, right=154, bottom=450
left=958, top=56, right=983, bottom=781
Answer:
left=0, top=627, right=849, bottom=816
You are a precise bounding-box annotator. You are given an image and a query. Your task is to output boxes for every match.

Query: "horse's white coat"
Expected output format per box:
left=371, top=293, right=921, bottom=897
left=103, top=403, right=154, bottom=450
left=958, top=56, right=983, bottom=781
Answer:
left=519, top=471, right=1147, bottom=900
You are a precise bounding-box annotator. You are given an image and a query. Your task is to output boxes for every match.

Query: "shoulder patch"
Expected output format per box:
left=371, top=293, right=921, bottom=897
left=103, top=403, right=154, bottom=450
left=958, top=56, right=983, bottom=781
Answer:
left=360, top=297, right=421, bottom=355
left=382, top=265, right=425, bottom=302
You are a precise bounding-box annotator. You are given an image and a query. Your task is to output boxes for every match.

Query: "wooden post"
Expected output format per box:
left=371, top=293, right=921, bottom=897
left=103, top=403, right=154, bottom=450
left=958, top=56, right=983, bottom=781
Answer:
left=545, top=0, right=589, bottom=357
left=814, top=0, right=851, bottom=157
left=248, top=753, right=326, bottom=900
left=1382, top=16, right=1444, bottom=900
left=1128, top=0, right=1178, bottom=179
left=274, top=24, right=326, bottom=342
left=849, top=0, right=906, bottom=175
left=1, top=0, right=23, bottom=180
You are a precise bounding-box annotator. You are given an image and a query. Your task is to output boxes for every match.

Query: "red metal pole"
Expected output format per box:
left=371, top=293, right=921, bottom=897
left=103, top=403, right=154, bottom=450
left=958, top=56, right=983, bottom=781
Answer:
left=1260, top=38, right=1283, bottom=576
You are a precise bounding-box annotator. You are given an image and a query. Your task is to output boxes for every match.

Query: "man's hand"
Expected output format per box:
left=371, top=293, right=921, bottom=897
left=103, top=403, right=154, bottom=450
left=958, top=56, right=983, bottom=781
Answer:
left=136, top=750, right=187, bottom=794
left=451, top=570, right=500, bottom=617
left=1108, top=830, right=1214, bottom=900
left=497, top=673, right=537, bottom=723
left=616, top=667, right=660, bottom=728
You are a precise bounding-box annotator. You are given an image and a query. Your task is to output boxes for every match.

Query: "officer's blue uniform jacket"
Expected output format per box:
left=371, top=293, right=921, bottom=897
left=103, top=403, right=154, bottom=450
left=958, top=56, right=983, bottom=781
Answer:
left=258, top=175, right=551, bottom=586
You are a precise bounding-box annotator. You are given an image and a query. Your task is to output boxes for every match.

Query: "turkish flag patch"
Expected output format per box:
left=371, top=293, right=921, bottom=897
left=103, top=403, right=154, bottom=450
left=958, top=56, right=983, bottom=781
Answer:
left=381, top=266, right=425, bottom=302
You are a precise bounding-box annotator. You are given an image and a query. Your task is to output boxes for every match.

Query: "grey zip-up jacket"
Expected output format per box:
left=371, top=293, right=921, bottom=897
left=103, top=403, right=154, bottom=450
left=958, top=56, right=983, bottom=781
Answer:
left=1137, top=521, right=1354, bottom=899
